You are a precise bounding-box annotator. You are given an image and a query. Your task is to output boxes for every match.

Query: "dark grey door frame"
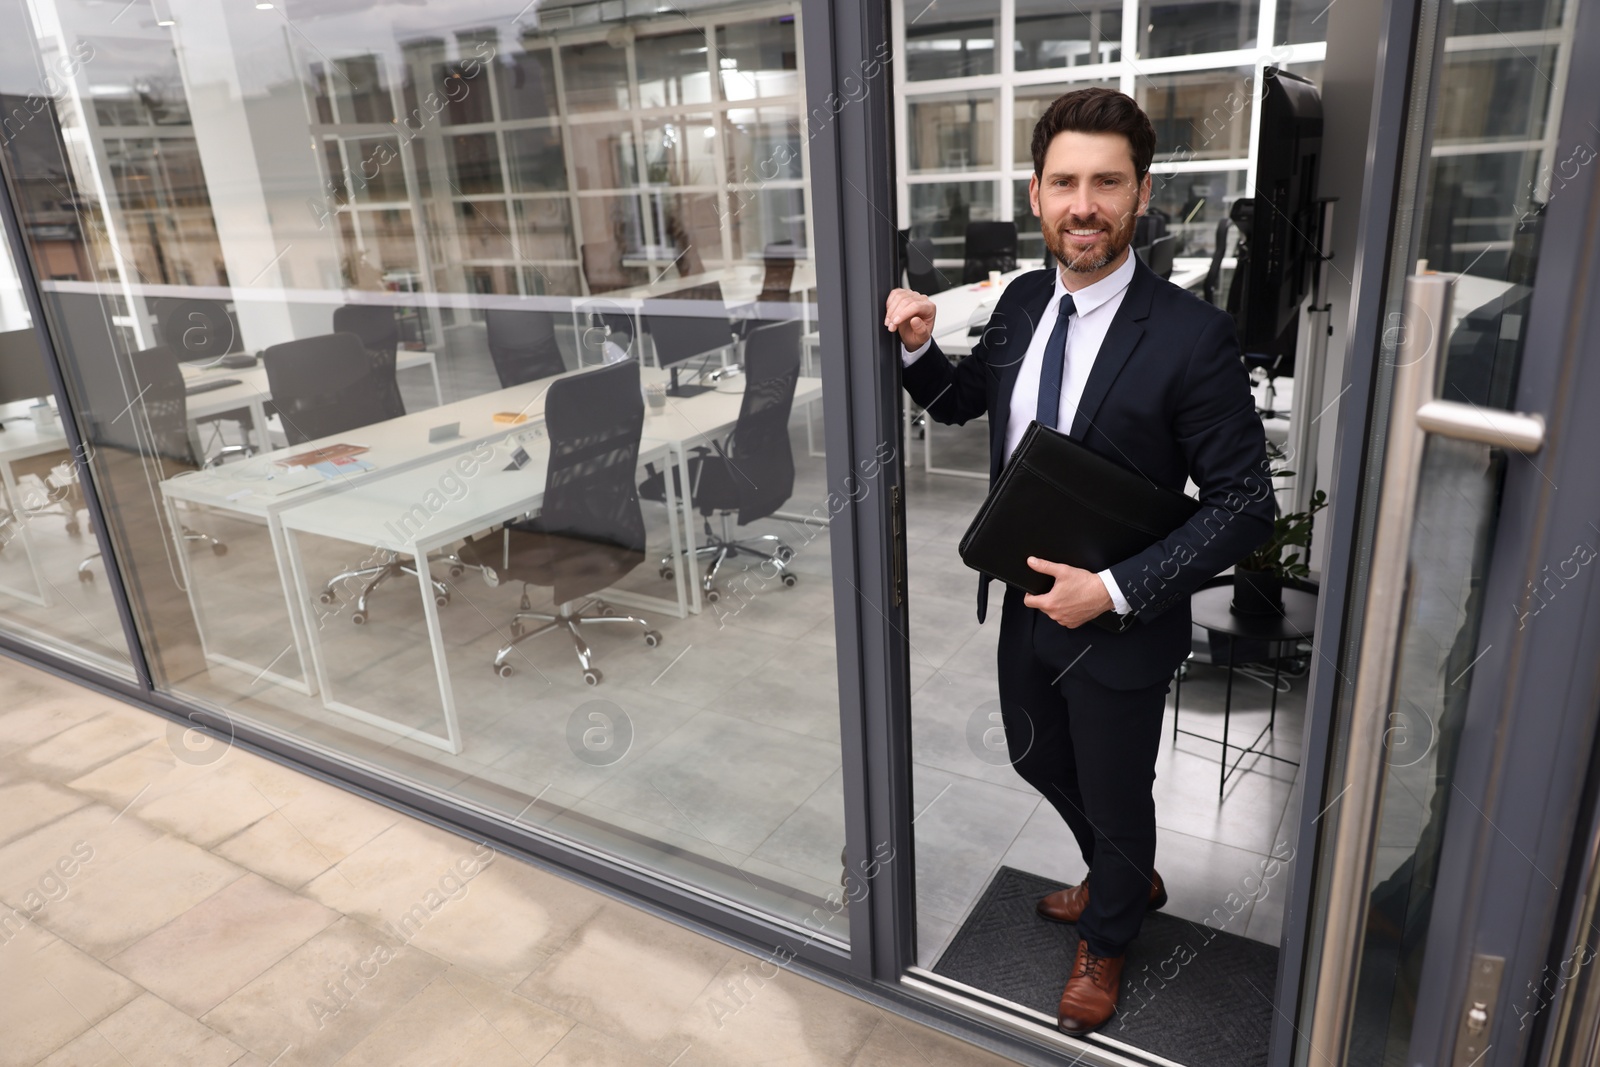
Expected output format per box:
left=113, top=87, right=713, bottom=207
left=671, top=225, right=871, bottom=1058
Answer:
left=1397, top=0, right=1600, bottom=1058
left=1266, top=0, right=1430, bottom=1052
left=0, top=112, right=151, bottom=691
left=801, top=0, right=920, bottom=984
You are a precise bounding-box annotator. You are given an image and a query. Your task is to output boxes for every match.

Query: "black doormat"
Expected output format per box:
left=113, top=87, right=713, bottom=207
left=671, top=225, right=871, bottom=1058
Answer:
left=932, top=867, right=1279, bottom=1067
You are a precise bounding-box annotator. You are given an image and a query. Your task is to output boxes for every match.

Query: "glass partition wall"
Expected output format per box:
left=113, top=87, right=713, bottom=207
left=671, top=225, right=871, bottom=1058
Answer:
left=0, top=0, right=850, bottom=941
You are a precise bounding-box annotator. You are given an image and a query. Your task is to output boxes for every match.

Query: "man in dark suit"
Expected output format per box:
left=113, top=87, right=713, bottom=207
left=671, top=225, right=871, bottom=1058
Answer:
left=884, top=88, right=1274, bottom=1035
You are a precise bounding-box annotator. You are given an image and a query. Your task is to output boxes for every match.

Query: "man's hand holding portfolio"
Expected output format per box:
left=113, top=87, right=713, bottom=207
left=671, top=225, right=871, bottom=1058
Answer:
left=1022, top=556, right=1113, bottom=628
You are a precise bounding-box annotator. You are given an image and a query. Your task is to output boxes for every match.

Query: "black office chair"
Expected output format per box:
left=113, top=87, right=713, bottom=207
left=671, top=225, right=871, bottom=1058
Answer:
left=961, top=221, right=1018, bottom=283
left=77, top=345, right=252, bottom=581
left=485, top=308, right=567, bottom=386
left=262, top=332, right=401, bottom=445
left=907, top=237, right=943, bottom=293
left=457, top=359, right=660, bottom=686
left=639, top=319, right=802, bottom=602
left=1146, top=233, right=1177, bottom=280
left=333, top=304, right=405, bottom=414
left=263, top=332, right=451, bottom=620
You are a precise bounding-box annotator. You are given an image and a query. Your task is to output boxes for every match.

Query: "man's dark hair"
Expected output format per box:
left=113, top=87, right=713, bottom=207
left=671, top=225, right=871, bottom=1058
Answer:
left=1031, top=87, right=1156, bottom=181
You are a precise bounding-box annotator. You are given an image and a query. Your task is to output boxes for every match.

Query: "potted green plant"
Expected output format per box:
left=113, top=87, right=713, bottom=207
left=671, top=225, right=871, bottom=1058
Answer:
left=1232, top=450, right=1328, bottom=616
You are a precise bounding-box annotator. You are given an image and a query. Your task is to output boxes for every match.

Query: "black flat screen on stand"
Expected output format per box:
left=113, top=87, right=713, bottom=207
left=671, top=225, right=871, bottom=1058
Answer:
left=1234, top=68, right=1322, bottom=357
left=642, top=289, right=733, bottom=399
left=667, top=366, right=712, bottom=398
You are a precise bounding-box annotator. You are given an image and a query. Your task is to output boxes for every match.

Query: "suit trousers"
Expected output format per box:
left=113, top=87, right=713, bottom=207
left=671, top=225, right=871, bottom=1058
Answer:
left=997, top=585, right=1169, bottom=958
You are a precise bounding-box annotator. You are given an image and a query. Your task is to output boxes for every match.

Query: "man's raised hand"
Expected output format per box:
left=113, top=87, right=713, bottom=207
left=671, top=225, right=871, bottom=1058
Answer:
left=884, top=288, right=937, bottom=352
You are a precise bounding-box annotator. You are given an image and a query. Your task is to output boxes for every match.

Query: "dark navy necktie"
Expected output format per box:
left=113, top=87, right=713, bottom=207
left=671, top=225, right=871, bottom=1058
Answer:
left=1035, top=292, right=1077, bottom=429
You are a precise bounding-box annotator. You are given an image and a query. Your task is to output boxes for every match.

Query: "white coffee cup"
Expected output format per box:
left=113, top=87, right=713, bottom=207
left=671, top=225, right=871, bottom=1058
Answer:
left=988, top=270, right=1002, bottom=287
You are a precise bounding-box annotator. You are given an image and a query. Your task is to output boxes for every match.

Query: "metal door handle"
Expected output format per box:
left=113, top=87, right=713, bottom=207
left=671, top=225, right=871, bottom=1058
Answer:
left=1416, top=399, right=1544, bottom=453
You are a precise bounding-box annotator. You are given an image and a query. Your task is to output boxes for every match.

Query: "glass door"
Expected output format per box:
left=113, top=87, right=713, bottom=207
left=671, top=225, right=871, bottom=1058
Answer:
left=1293, top=0, right=1600, bottom=1060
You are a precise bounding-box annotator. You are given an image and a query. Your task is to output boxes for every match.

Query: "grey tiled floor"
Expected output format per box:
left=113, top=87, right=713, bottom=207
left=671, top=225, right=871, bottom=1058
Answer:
left=0, top=654, right=1019, bottom=1067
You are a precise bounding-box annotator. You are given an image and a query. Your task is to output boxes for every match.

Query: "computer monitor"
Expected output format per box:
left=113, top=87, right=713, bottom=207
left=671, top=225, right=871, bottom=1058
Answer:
left=0, top=328, right=55, bottom=408
left=641, top=292, right=734, bottom=398
left=1234, top=67, right=1322, bottom=359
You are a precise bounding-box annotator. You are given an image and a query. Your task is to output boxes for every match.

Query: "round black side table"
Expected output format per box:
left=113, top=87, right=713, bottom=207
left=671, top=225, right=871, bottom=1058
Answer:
left=1173, top=585, right=1317, bottom=796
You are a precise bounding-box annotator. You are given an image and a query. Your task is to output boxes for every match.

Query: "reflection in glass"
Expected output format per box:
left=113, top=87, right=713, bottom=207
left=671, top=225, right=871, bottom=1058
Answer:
left=907, top=93, right=996, bottom=172
left=1015, top=0, right=1122, bottom=69
left=562, top=40, right=631, bottom=112
left=641, top=115, right=722, bottom=187
left=1137, top=0, right=1261, bottom=57
left=568, top=121, right=639, bottom=189
left=725, top=108, right=803, bottom=184
left=513, top=198, right=578, bottom=264
left=717, top=18, right=800, bottom=101
left=1146, top=169, right=1246, bottom=256
left=1434, top=48, right=1558, bottom=144
left=497, top=46, right=558, bottom=121
left=1277, top=0, right=1337, bottom=45
left=905, top=0, right=998, bottom=80
left=636, top=31, right=713, bottom=109
left=0, top=0, right=843, bottom=945
left=1136, top=68, right=1256, bottom=163
left=506, top=127, right=568, bottom=193
left=909, top=181, right=996, bottom=257
left=447, top=132, right=503, bottom=195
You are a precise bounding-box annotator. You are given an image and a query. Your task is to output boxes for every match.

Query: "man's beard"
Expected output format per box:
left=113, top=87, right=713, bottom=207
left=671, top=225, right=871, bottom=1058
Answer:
left=1045, top=208, right=1138, bottom=274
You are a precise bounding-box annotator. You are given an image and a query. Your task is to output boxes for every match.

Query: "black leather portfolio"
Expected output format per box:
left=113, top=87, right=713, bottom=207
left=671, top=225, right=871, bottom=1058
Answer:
left=958, top=421, right=1200, bottom=625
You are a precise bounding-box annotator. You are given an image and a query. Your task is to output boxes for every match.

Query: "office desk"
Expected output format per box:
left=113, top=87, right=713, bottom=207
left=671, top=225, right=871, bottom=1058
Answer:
left=275, top=373, right=822, bottom=753
left=278, top=433, right=677, bottom=753
left=160, top=362, right=661, bottom=695
left=0, top=412, right=71, bottom=607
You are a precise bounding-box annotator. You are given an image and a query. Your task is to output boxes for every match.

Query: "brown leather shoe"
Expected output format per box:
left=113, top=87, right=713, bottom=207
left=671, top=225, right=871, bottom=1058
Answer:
left=1037, top=870, right=1168, bottom=924
left=1057, top=940, right=1125, bottom=1036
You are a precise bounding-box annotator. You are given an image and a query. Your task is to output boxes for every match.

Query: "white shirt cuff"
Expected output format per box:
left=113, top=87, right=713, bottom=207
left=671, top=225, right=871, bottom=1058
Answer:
left=1098, top=569, right=1132, bottom=615
left=901, top=339, right=931, bottom=366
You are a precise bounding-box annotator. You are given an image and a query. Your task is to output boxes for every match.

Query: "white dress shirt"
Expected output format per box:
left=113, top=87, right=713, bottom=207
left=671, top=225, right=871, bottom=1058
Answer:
left=903, top=252, right=1138, bottom=614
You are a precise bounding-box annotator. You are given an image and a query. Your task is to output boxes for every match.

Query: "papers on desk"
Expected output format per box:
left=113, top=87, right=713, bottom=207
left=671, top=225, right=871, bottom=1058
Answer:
left=280, top=442, right=370, bottom=467
left=308, top=457, right=376, bottom=479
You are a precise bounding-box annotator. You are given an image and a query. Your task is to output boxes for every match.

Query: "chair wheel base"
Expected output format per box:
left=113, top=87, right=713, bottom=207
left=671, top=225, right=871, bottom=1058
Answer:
left=644, top=630, right=661, bottom=647
left=659, top=566, right=674, bottom=580
left=318, top=591, right=337, bottom=605
left=583, top=669, right=602, bottom=686
left=78, top=570, right=93, bottom=583
left=351, top=612, right=367, bottom=625
left=211, top=542, right=228, bottom=556
left=496, top=662, right=513, bottom=678
left=705, top=588, right=721, bottom=603
left=781, top=573, right=797, bottom=588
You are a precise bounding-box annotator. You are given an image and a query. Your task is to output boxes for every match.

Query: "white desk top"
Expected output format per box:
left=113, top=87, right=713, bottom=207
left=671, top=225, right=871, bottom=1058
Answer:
left=163, top=362, right=605, bottom=517
left=164, top=368, right=824, bottom=519
left=279, top=374, right=825, bottom=552
left=0, top=411, right=70, bottom=463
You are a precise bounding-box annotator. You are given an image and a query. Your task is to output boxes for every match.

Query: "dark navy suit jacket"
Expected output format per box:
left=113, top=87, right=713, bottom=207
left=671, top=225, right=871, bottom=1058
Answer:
left=902, top=257, right=1275, bottom=690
